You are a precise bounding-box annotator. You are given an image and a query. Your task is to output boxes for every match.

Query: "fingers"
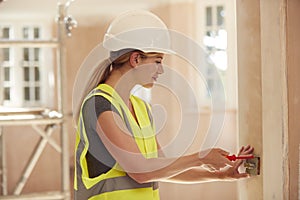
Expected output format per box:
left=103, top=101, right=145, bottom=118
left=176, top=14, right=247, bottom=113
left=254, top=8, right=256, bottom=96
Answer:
left=201, top=147, right=255, bottom=170
left=245, top=146, right=254, bottom=154
left=212, top=157, right=233, bottom=169
left=238, top=145, right=254, bottom=156
left=233, top=159, right=243, bottom=169
left=218, top=149, right=233, bottom=167
left=217, top=148, right=230, bottom=156
left=224, top=157, right=234, bottom=167
left=216, top=149, right=234, bottom=167
left=219, top=146, right=254, bottom=180
left=238, top=146, right=244, bottom=154
left=200, top=148, right=233, bottom=169
left=234, top=145, right=254, bottom=169
left=242, top=145, right=253, bottom=153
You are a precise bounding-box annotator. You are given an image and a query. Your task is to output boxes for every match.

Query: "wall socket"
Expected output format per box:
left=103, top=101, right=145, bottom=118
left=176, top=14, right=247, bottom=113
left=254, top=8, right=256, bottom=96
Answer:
left=244, top=156, right=260, bottom=176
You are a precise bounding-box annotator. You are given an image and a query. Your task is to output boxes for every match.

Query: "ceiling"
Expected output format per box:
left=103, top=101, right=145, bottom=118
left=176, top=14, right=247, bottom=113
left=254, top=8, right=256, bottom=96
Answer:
left=0, top=0, right=193, bottom=22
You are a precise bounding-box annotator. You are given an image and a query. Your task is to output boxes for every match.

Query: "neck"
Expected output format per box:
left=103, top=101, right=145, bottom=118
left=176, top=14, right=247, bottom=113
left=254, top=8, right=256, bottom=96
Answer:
left=105, top=68, right=135, bottom=105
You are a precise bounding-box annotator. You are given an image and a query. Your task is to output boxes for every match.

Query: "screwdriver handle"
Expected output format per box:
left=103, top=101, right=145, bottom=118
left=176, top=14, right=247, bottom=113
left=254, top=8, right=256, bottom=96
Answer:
left=226, top=154, right=254, bottom=161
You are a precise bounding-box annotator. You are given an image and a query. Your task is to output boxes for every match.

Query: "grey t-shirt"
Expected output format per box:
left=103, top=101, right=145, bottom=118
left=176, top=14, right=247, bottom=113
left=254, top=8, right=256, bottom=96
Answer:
left=82, top=95, right=119, bottom=178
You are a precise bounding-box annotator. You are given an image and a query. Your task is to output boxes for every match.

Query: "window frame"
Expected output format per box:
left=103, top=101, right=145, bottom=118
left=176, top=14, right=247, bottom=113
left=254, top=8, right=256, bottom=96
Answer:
left=195, top=0, right=237, bottom=109
left=0, top=22, right=54, bottom=108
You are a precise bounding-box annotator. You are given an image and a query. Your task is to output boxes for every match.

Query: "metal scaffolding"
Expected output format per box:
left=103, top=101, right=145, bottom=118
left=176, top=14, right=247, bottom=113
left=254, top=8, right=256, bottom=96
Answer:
left=0, top=1, right=77, bottom=199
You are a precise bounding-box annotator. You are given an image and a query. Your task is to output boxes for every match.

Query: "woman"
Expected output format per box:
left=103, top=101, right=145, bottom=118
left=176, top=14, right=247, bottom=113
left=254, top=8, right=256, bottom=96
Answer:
left=74, top=10, right=253, bottom=200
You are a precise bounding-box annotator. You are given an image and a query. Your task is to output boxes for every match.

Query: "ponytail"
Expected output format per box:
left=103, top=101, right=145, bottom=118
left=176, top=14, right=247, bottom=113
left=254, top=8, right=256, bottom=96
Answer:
left=74, top=49, right=152, bottom=124
left=74, top=58, right=112, bottom=123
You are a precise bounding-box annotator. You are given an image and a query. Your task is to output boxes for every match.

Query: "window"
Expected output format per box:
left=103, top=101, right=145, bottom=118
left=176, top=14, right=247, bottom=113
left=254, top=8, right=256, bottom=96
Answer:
left=196, top=0, right=237, bottom=109
left=1, top=26, right=12, bottom=103
left=22, top=27, right=41, bottom=104
left=206, top=7, right=213, bottom=26
left=1, top=24, right=50, bottom=107
left=34, top=27, right=40, bottom=39
left=217, top=6, right=225, bottom=26
left=3, top=48, right=10, bottom=61
left=4, top=67, right=10, bottom=81
left=203, top=5, right=227, bottom=97
left=2, top=27, right=10, bottom=39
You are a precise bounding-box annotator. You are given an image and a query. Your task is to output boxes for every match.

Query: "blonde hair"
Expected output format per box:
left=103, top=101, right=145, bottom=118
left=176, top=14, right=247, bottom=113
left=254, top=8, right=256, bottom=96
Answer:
left=74, top=50, right=161, bottom=123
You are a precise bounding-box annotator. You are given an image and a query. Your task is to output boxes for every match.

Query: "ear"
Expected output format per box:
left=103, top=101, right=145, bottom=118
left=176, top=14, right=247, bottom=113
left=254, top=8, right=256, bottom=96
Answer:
left=129, top=52, right=140, bottom=68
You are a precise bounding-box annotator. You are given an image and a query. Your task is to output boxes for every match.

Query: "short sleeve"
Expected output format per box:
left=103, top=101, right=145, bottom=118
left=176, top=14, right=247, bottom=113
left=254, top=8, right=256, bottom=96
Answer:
left=83, top=95, right=119, bottom=120
left=81, top=95, right=118, bottom=178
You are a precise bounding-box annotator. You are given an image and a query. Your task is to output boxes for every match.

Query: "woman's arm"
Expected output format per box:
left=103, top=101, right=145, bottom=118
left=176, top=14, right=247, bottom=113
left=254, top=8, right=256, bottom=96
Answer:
left=96, top=111, right=233, bottom=184
left=159, top=164, right=247, bottom=184
left=162, top=145, right=254, bottom=184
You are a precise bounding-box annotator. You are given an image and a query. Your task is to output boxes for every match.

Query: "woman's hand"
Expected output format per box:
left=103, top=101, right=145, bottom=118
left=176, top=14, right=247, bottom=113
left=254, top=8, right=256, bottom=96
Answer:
left=160, top=145, right=255, bottom=184
left=220, top=145, right=254, bottom=180
left=199, top=148, right=233, bottom=171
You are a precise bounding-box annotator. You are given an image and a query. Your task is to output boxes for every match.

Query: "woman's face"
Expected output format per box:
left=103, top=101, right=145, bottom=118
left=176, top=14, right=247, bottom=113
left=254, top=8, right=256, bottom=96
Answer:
left=136, top=53, right=164, bottom=88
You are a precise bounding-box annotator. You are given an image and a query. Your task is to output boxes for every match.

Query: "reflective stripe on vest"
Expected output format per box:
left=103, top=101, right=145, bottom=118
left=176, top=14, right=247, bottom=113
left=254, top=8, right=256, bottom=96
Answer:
left=74, top=84, right=159, bottom=200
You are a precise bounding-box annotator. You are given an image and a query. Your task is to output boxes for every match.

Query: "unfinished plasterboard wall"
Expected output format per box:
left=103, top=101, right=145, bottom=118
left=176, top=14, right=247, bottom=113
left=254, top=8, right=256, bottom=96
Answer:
left=236, top=0, right=263, bottom=199
left=237, top=0, right=300, bottom=199
left=286, top=0, right=300, bottom=199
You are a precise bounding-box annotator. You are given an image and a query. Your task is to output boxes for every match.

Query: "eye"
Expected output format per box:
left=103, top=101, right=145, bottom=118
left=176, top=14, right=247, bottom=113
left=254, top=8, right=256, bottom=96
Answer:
left=155, top=61, right=162, bottom=64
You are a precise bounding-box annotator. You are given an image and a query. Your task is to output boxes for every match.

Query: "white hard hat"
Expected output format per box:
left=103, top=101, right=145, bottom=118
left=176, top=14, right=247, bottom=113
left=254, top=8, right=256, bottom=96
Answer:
left=103, top=10, right=174, bottom=54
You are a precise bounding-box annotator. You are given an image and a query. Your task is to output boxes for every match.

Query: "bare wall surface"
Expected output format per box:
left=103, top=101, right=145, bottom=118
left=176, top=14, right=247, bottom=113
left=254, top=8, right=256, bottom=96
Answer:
left=237, top=0, right=300, bottom=199
left=260, top=0, right=288, bottom=199
left=287, top=0, right=300, bottom=198
left=236, top=0, right=263, bottom=199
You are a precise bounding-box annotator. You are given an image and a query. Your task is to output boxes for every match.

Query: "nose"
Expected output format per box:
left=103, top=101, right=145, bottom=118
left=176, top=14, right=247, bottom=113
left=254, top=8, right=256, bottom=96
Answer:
left=157, top=64, right=164, bottom=74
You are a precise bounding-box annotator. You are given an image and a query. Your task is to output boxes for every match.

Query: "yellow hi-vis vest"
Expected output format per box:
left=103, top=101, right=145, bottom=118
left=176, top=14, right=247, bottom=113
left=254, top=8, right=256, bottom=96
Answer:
left=74, top=84, right=159, bottom=200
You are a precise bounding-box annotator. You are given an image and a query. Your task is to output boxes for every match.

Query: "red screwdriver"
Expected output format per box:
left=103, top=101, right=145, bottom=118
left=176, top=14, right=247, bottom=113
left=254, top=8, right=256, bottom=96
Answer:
left=226, top=154, right=254, bottom=161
